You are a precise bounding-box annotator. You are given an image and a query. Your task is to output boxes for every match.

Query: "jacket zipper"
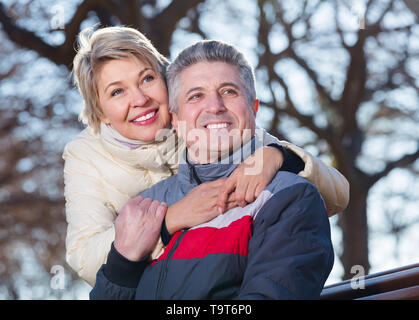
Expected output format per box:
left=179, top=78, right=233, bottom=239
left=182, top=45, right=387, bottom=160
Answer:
left=155, top=230, right=186, bottom=299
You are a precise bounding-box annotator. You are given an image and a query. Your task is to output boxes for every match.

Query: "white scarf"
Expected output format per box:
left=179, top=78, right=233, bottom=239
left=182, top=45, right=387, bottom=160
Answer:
left=99, top=122, right=176, bottom=151
left=99, top=122, right=152, bottom=150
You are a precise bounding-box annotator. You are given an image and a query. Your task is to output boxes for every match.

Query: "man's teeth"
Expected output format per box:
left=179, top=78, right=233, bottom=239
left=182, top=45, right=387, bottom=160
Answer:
left=134, top=111, right=156, bottom=122
left=206, top=123, right=229, bottom=129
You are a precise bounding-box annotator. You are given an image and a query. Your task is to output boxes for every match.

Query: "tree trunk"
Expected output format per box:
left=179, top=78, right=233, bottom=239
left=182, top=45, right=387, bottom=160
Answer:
left=338, top=179, right=370, bottom=280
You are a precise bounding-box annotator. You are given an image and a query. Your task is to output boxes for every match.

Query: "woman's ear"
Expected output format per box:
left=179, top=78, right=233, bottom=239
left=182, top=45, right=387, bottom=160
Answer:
left=99, top=112, right=111, bottom=125
left=100, top=118, right=111, bottom=125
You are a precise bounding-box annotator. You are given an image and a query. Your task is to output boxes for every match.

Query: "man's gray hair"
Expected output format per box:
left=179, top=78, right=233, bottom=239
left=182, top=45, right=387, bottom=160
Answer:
left=166, top=40, right=256, bottom=113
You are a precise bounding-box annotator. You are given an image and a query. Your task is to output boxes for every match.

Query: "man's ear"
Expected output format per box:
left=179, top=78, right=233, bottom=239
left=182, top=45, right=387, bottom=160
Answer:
left=171, top=111, right=187, bottom=140
left=252, top=99, right=259, bottom=116
left=171, top=111, right=179, bottom=134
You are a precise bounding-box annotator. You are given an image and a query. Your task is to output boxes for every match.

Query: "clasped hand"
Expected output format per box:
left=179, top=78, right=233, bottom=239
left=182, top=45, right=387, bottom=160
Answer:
left=114, top=196, right=167, bottom=261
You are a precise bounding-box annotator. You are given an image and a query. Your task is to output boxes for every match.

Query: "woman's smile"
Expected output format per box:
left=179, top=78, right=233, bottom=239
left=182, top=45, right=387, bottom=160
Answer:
left=131, top=108, right=159, bottom=126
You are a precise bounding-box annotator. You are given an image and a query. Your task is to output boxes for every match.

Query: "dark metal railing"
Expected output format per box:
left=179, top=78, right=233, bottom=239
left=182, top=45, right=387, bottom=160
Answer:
left=321, top=263, right=419, bottom=300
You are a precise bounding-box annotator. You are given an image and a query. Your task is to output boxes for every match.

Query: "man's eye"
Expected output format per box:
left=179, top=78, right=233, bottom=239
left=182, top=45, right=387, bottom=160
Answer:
left=189, top=93, right=202, bottom=101
left=223, top=89, right=237, bottom=95
left=111, top=88, right=123, bottom=96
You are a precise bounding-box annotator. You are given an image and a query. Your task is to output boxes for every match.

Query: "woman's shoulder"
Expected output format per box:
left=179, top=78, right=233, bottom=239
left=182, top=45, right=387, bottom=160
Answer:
left=63, top=127, right=102, bottom=158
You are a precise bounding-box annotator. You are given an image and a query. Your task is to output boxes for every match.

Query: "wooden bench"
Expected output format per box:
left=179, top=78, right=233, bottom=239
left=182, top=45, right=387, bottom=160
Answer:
left=321, top=263, right=419, bottom=300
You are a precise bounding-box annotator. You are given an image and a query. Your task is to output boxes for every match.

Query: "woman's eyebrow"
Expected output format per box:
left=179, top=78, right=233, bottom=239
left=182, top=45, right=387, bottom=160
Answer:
left=104, top=67, right=153, bottom=92
left=104, top=80, right=122, bottom=92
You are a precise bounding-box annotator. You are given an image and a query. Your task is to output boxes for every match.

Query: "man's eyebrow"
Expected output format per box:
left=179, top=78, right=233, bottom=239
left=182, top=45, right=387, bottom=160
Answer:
left=184, top=82, right=242, bottom=96
left=219, top=82, right=241, bottom=90
left=104, top=67, right=152, bottom=92
left=185, top=87, right=204, bottom=96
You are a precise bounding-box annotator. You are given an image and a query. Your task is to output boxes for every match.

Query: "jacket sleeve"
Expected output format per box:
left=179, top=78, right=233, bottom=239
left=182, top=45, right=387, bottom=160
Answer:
left=258, top=129, right=350, bottom=216
left=236, top=182, right=334, bottom=299
left=63, top=142, right=117, bottom=287
left=90, top=243, right=147, bottom=300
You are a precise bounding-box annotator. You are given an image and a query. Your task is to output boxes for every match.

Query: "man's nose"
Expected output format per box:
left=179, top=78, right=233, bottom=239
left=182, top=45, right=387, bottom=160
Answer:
left=205, top=94, right=226, bottom=114
left=129, top=88, right=149, bottom=107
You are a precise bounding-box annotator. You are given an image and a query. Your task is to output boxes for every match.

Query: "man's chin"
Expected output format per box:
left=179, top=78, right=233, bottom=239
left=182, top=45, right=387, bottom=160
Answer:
left=185, top=127, right=254, bottom=163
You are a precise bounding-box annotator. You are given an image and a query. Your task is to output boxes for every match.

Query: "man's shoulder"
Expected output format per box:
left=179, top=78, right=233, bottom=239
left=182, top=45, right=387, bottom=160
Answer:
left=257, top=171, right=327, bottom=224
left=266, top=171, right=317, bottom=195
left=140, top=173, right=179, bottom=203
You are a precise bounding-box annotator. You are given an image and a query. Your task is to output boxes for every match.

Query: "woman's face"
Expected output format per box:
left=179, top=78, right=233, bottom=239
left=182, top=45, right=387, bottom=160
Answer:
left=96, top=56, right=171, bottom=142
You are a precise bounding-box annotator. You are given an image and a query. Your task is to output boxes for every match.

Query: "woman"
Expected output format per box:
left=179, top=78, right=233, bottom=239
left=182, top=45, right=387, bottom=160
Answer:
left=63, top=26, right=349, bottom=286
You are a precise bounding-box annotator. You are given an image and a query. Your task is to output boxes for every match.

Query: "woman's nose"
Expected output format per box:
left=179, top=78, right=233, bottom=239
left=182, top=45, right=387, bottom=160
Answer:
left=130, top=88, right=149, bottom=107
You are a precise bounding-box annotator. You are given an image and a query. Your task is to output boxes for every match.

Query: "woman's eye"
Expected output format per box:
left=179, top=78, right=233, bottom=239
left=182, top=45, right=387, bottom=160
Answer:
left=111, top=88, right=123, bottom=97
left=143, top=74, right=155, bottom=83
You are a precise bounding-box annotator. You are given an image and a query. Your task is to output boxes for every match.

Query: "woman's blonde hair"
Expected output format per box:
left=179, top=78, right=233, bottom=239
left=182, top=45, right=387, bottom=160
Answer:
left=72, top=26, right=169, bottom=132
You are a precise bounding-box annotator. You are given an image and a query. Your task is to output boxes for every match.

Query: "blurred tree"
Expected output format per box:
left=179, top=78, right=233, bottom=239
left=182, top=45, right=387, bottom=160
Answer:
left=250, top=0, right=419, bottom=279
left=0, top=0, right=418, bottom=298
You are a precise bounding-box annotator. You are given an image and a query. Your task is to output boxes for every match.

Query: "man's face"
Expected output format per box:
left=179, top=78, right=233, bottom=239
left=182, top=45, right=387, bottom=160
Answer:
left=171, top=61, right=258, bottom=163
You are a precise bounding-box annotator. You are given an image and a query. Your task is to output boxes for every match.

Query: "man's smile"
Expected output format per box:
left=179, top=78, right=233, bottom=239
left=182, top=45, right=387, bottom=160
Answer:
left=204, top=122, right=231, bottom=130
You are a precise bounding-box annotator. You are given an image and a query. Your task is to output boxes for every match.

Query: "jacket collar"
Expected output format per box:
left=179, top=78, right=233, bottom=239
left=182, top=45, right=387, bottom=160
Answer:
left=177, top=136, right=260, bottom=185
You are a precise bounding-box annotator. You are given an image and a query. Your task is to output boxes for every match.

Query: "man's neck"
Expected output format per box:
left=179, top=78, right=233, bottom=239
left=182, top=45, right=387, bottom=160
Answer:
left=186, top=135, right=258, bottom=166
left=186, top=133, right=255, bottom=165
left=186, top=149, right=229, bottom=165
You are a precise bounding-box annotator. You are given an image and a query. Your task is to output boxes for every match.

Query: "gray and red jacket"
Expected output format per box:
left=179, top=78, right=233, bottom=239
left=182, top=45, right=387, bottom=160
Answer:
left=90, top=136, right=334, bottom=300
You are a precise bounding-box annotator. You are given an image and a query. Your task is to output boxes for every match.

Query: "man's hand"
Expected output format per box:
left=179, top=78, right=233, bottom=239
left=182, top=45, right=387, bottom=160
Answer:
left=165, top=179, right=237, bottom=235
left=217, top=146, right=284, bottom=213
left=114, top=196, right=167, bottom=261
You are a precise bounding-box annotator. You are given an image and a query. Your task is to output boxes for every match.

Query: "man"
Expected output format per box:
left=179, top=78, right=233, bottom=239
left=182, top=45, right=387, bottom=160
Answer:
left=90, top=40, right=334, bottom=299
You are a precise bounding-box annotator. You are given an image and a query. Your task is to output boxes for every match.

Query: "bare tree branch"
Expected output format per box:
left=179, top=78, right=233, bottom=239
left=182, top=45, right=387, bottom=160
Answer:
left=180, top=6, right=208, bottom=39
left=365, top=0, right=395, bottom=37
left=270, top=1, right=337, bottom=110
left=0, top=0, right=119, bottom=68
left=148, top=0, right=206, bottom=55
left=2, top=194, right=64, bottom=208
left=403, top=0, right=419, bottom=16
left=0, top=2, right=67, bottom=65
left=62, top=0, right=120, bottom=52
left=257, top=0, right=337, bottom=146
left=367, top=148, right=419, bottom=187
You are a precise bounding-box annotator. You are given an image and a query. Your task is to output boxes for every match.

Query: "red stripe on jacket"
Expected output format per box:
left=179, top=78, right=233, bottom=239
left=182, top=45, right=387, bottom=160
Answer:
left=152, top=215, right=253, bottom=265
left=172, top=215, right=253, bottom=260
left=151, top=231, right=182, bottom=265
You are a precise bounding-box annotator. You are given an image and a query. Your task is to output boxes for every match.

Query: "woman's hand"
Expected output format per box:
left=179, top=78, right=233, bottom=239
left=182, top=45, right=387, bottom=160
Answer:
left=114, top=196, right=167, bottom=261
left=164, top=146, right=284, bottom=234
left=217, top=146, right=284, bottom=213
left=165, top=179, right=237, bottom=235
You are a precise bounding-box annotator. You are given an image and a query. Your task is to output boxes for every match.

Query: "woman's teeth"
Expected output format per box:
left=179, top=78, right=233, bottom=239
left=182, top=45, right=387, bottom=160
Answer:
left=134, top=111, right=156, bottom=122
